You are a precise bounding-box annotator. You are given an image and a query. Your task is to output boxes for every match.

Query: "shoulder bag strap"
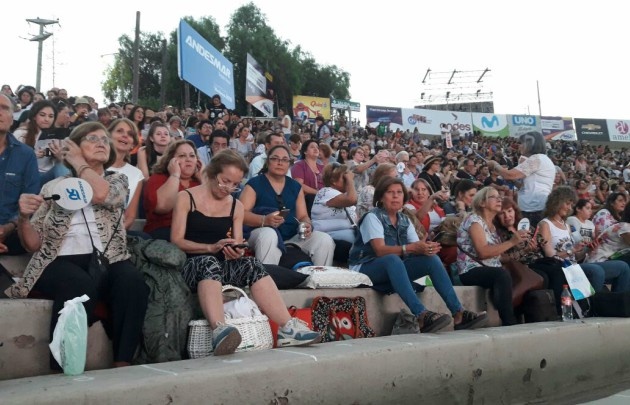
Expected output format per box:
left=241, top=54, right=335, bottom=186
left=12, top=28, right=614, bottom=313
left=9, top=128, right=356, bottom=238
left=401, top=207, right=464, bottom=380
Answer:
left=456, top=242, right=486, bottom=266
left=81, top=209, right=97, bottom=250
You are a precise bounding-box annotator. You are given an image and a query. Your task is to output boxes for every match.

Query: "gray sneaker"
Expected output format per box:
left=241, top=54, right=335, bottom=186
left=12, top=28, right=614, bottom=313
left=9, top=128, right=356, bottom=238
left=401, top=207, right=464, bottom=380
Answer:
left=277, top=318, right=321, bottom=347
left=212, top=323, right=241, bottom=356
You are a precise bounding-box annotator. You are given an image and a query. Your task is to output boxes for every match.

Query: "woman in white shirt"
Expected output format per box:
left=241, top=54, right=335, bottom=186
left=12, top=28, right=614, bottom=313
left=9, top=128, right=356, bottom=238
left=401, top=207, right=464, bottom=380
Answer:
left=487, top=131, right=555, bottom=229
left=566, top=199, right=595, bottom=246
left=311, top=163, right=357, bottom=244
left=107, top=119, right=145, bottom=231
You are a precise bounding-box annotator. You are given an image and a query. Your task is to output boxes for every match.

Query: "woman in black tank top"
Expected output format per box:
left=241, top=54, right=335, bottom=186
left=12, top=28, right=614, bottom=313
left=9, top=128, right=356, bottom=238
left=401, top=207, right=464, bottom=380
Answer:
left=170, top=150, right=320, bottom=355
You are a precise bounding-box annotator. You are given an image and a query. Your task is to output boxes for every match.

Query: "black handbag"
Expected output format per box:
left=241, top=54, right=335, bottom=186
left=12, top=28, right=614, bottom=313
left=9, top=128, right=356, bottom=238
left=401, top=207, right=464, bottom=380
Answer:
left=82, top=209, right=122, bottom=288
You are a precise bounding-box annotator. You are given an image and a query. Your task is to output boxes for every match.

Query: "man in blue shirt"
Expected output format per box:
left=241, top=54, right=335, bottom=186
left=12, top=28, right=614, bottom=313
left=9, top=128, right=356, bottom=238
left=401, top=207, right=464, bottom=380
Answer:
left=0, top=94, right=40, bottom=254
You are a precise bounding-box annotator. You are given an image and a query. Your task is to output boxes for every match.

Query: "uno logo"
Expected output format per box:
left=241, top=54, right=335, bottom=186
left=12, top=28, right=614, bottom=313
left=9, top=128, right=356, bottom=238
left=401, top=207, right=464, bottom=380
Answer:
left=481, top=115, right=499, bottom=128
left=512, top=116, right=536, bottom=125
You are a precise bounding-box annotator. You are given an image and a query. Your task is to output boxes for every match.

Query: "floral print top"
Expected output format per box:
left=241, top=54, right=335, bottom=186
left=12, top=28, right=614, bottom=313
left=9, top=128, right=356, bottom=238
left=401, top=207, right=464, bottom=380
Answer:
left=457, top=213, right=502, bottom=274
left=593, top=208, right=617, bottom=237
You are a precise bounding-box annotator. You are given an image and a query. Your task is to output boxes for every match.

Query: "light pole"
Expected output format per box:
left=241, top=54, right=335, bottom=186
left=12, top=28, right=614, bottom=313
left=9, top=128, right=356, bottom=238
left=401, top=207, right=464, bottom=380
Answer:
left=26, top=18, right=59, bottom=92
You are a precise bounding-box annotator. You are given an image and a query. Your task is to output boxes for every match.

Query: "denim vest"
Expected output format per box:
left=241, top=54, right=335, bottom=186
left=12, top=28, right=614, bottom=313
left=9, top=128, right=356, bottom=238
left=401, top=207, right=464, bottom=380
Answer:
left=348, top=207, right=412, bottom=266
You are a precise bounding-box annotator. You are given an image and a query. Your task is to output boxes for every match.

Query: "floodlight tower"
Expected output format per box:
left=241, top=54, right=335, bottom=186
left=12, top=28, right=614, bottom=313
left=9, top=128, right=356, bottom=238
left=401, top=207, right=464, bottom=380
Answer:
left=26, top=18, right=59, bottom=92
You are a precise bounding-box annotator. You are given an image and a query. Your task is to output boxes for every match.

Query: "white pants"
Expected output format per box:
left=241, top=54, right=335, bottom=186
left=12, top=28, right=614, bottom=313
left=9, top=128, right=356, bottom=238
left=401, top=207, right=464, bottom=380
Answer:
left=248, top=227, right=335, bottom=266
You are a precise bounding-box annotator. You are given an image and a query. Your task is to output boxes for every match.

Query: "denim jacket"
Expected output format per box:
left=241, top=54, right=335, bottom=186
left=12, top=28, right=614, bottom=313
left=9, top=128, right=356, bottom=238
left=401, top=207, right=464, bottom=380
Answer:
left=348, top=207, right=412, bottom=266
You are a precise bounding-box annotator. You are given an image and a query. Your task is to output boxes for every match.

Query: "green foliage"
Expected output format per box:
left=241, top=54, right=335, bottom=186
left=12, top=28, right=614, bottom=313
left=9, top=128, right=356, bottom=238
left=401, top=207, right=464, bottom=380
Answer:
left=101, top=4, right=350, bottom=115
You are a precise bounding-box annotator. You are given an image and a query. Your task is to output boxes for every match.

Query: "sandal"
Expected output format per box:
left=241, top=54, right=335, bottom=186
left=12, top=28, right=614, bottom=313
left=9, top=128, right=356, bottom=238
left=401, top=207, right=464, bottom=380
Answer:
left=454, top=310, right=488, bottom=331
left=418, top=311, right=452, bottom=333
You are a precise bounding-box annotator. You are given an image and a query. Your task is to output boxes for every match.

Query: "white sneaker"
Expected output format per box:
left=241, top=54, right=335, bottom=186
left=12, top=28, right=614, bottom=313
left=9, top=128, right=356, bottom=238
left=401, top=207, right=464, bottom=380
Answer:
left=276, top=318, right=321, bottom=347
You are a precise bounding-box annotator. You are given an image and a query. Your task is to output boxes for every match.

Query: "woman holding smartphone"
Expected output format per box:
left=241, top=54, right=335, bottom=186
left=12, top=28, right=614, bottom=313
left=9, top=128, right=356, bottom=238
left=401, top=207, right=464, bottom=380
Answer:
left=171, top=150, right=320, bottom=355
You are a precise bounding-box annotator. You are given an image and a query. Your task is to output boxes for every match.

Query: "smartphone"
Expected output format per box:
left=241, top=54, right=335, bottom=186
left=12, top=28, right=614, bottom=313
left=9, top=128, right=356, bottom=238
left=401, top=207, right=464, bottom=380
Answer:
left=226, top=243, right=249, bottom=249
left=278, top=209, right=290, bottom=218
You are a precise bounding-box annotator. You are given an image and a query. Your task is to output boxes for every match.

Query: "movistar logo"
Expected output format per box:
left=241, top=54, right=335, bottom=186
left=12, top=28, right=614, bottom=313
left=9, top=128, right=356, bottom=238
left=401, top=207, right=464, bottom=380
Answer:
left=185, top=35, right=232, bottom=79
left=481, top=115, right=499, bottom=128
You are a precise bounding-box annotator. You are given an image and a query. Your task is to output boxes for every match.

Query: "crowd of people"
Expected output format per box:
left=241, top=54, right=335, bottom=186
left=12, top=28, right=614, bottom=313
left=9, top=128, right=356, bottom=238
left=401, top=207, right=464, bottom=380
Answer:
left=3, top=83, right=630, bottom=368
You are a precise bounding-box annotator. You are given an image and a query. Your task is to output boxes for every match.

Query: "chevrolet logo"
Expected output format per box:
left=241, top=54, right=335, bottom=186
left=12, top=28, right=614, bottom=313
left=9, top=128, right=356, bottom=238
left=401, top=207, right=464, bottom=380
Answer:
left=581, top=124, right=601, bottom=131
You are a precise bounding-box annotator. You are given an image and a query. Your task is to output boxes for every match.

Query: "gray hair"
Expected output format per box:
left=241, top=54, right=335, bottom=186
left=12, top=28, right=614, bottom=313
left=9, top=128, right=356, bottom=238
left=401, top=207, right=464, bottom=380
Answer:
left=395, top=150, right=410, bottom=163
left=471, top=186, right=496, bottom=215
left=519, top=131, right=546, bottom=156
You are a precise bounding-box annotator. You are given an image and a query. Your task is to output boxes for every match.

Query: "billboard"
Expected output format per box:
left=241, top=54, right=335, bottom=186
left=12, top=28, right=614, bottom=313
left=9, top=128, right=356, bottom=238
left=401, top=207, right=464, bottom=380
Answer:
left=177, top=20, right=235, bottom=109
left=507, top=115, right=542, bottom=138
left=574, top=118, right=609, bottom=142
left=472, top=113, right=509, bottom=137
left=541, top=116, right=577, bottom=141
left=292, top=96, right=331, bottom=120
left=367, top=106, right=473, bottom=137
left=606, top=119, right=630, bottom=142
left=245, top=53, right=274, bottom=118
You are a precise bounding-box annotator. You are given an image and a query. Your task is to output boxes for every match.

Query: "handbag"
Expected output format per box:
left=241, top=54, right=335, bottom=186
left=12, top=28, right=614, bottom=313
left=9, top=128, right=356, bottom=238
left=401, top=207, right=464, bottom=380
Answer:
left=391, top=308, right=420, bottom=335
left=81, top=209, right=122, bottom=288
left=311, top=296, right=375, bottom=342
left=503, top=260, right=544, bottom=307
left=187, top=285, right=273, bottom=359
left=268, top=306, right=313, bottom=348
left=562, top=262, right=595, bottom=300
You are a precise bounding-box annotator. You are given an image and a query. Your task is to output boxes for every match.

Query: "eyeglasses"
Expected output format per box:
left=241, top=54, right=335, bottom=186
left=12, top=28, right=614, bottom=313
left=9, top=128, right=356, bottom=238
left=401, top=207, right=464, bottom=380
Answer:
left=487, top=195, right=503, bottom=201
left=275, top=194, right=286, bottom=210
left=217, top=179, right=241, bottom=192
left=268, top=157, right=292, bottom=164
left=83, top=134, right=111, bottom=145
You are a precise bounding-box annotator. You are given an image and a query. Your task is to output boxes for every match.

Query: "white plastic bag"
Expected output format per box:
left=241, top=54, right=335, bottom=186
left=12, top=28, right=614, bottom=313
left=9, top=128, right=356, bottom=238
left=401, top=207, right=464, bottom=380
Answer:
left=49, top=294, right=90, bottom=376
left=223, top=296, right=262, bottom=319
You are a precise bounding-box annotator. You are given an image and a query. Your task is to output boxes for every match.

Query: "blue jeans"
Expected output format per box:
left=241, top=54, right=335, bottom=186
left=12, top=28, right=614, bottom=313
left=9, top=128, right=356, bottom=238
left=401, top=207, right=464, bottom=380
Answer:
left=359, top=254, right=462, bottom=316
left=584, top=260, right=630, bottom=292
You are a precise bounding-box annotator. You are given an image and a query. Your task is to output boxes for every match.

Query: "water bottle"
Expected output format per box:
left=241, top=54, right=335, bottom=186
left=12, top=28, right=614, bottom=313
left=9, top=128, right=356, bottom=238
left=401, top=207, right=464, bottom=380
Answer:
left=561, top=284, right=573, bottom=321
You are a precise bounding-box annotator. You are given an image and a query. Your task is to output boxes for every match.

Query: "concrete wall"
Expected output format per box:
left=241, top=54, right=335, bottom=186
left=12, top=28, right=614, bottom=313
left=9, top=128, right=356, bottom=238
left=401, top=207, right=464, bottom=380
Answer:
left=2, top=319, right=630, bottom=404
left=0, top=287, right=500, bottom=381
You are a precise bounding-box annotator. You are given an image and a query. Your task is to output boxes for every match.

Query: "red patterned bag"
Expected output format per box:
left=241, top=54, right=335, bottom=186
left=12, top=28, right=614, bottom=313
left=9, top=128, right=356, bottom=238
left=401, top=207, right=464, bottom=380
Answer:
left=311, top=296, right=375, bottom=342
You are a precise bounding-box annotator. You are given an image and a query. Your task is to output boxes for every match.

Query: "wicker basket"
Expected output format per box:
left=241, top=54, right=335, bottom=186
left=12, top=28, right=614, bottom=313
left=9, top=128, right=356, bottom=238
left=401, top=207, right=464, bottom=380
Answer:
left=187, top=285, right=274, bottom=359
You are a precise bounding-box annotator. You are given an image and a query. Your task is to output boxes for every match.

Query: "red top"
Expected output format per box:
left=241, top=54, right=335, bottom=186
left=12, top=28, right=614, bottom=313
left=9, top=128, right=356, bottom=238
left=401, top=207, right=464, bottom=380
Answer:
left=143, top=173, right=200, bottom=233
left=291, top=159, right=324, bottom=191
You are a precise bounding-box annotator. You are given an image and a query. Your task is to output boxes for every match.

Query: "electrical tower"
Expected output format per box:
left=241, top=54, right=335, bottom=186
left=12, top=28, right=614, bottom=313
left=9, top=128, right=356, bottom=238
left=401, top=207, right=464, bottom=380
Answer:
left=26, top=17, right=59, bottom=92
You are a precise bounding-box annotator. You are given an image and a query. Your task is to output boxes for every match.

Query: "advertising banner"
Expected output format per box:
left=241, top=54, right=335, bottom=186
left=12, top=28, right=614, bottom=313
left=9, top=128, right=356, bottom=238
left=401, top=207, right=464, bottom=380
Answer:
left=401, top=109, right=473, bottom=137
left=574, top=118, right=610, bottom=142
left=541, top=116, right=577, bottom=141
left=606, top=119, right=630, bottom=142
left=507, top=115, right=542, bottom=138
left=292, top=96, right=331, bottom=121
left=472, top=113, right=509, bottom=137
left=245, top=53, right=274, bottom=117
left=177, top=20, right=235, bottom=109
left=331, top=99, right=360, bottom=112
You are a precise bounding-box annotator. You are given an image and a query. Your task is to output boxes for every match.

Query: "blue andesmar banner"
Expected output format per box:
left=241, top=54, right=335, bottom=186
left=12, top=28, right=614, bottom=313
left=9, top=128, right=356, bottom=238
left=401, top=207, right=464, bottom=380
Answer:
left=177, top=20, right=234, bottom=109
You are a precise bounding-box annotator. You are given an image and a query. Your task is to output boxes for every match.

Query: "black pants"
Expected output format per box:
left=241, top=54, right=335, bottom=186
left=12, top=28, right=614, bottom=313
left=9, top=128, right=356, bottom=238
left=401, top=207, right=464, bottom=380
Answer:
left=32, top=254, right=149, bottom=365
left=529, top=258, right=567, bottom=314
left=460, top=266, right=517, bottom=326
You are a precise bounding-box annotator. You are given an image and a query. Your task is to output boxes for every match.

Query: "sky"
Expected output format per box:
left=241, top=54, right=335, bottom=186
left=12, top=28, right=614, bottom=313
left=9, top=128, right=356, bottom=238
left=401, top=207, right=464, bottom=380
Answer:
left=4, top=1, right=629, bottom=124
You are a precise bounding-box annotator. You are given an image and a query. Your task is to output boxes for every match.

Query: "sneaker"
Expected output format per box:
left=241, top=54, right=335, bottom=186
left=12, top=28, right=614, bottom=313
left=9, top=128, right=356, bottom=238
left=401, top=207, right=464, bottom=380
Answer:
left=277, top=318, right=322, bottom=347
left=212, top=323, right=242, bottom=356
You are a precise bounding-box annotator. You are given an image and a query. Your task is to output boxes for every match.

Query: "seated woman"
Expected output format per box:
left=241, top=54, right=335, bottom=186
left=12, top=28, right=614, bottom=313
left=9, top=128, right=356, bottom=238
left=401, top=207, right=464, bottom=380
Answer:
left=593, top=192, right=627, bottom=237
left=291, top=139, right=324, bottom=214
left=311, top=163, right=357, bottom=264
left=9, top=122, right=148, bottom=368
left=144, top=140, right=203, bottom=240
left=587, top=204, right=630, bottom=265
left=137, top=122, right=172, bottom=179
left=240, top=145, right=336, bottom=266
left=443, top=179, right=477, bottom=216
left=106, top=118, right=144, bottom=231
left=171, top=150, right=320, bottom=355
left=457, top=187, right=522, bottom=326
left=538, top=186, right=630, bottom=296
left=311, top=163, right=357, bottom=244
left=566, top=199, right=595, bottom=247
left=356, top=163, right=397, bottom=220
left=349, top=177, right=487, bottom=333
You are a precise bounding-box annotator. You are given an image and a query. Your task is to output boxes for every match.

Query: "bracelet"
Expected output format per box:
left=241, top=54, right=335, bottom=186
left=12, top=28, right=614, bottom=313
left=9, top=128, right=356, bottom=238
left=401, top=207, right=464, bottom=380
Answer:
left=77, top=165, right=90, bottom=177
left=261, top=214, right=266, bottom=227
left=401, top=244, right=407, bottom=256
left=170, top=174, right=181, bottom=179
left=8, top=220, right=18, bottom=232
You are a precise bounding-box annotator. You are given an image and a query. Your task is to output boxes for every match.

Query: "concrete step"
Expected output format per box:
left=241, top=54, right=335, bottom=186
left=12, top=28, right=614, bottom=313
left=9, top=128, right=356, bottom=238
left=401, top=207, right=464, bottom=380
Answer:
left=0, top=286, right=499, bottom=381
left=2, top=319, right=630, bottom=405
